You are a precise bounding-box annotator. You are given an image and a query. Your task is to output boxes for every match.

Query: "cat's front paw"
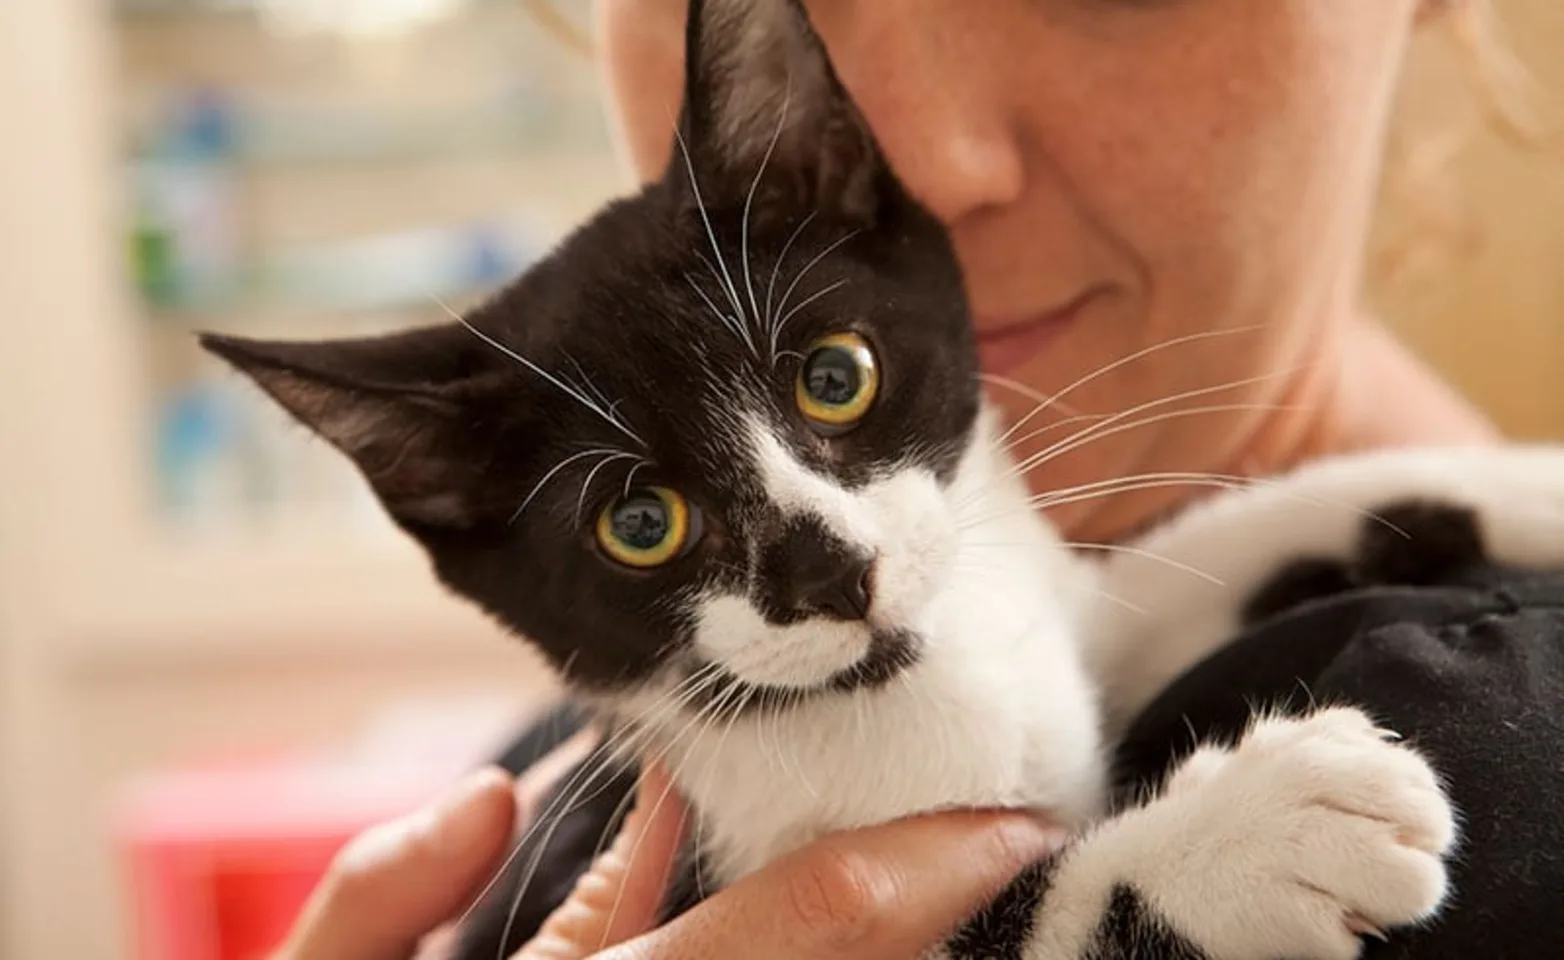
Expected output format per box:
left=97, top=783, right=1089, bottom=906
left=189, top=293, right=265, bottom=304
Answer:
left=1129, top=707, right=1456, bottom=960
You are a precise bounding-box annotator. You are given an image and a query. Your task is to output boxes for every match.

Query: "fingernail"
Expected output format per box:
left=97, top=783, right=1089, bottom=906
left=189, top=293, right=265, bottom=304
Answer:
left=442, top=766, right=512, bottom=814
left=422, top=766, right=512, bottom=847
left=994, top=815, right=1071, bottom=861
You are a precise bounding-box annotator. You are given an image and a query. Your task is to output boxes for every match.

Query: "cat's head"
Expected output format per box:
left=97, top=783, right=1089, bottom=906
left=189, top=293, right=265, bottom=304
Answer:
left=203, top=0, right=983, bottom=711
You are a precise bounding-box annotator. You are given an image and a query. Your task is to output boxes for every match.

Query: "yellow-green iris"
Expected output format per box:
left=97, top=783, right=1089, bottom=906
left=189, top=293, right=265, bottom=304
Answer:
left=796, top=332, right=879, bottom=432
left=596, top=486, right=690, bottom=568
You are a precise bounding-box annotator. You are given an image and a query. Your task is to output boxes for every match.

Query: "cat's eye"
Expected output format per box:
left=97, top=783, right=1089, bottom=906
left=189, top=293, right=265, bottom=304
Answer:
left=796, top=332, right=879, bottom=434
left=596, top=486, right=699, bottom=568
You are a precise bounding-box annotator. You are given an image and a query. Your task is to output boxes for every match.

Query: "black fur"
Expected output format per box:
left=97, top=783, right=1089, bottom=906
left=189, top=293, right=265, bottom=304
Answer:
left=198, top=0, right=1517, bottom=957
left=1085, top=887, right=1206, bottom=960
left=948, top=860, right=1056, bottom=960
left=1240, top=557, right=1358, bottom=627
left=1240, top=500, right=1489, bottom=629
left=1121, top=569, right=1564, bottom=959
left=457, top=752, right=640, bottom=960
left=203, top=3, right=982, bottom=955
left=754, top=512, right=876, bottom=623
left=201, top=0, right=975, bottom=702
left=1357, top=501, right=1485, bottom=587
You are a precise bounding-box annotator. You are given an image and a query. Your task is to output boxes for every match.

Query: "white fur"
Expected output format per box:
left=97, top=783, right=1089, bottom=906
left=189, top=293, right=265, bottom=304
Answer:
left=657, top=407, right=1107, bottom=883
left=692, top=417, right=958, bottom=688
left=1027, top=709, right=1455, bottom=960
left=617, top=416, right=1564, bottom=955
left=1086, top=445, right=1564, bottom=734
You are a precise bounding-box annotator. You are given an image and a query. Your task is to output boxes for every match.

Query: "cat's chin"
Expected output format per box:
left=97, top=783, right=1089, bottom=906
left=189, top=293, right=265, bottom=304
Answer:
left=693, top=627, right=923, bottom=715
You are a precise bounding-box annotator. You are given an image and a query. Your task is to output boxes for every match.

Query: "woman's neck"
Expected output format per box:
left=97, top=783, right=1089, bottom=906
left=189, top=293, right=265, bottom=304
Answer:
left=1068, top=319, right=1500, bottom=546
left=1247, top=319, right=1498, bottom=471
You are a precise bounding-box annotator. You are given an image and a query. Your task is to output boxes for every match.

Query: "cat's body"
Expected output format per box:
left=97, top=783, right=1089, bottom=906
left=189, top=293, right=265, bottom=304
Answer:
left=469, top=439, right=1564, bottom=960
left=652, top=437, right=1564, bottom=897
left=633, top=406, right=1107, bottom=886
left=200, top=1, right=1564, bottom=957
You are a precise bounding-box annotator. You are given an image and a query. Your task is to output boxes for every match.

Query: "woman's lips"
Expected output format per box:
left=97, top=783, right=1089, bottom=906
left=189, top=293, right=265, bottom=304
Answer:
left=975, top=290, right=1097, bottom=375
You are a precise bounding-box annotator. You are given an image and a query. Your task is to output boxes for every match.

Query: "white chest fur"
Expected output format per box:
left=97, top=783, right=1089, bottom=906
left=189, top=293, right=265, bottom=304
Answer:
left=655, top=411, right=1107, bottom=884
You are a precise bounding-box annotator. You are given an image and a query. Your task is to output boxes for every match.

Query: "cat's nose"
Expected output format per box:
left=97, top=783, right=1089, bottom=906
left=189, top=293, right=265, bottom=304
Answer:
left=795, top=554, right=874, bottom=621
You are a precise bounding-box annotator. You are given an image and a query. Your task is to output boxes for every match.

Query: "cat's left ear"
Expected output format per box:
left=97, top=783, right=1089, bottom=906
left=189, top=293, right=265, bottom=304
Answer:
left=674, top=0, right=891, bottom=225
left=200, top=325, right=515, bottom=533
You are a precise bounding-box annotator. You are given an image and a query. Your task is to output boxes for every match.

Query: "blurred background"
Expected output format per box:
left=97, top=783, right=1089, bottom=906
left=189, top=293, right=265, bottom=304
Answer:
left=1, top=1, right=1561, bottom=958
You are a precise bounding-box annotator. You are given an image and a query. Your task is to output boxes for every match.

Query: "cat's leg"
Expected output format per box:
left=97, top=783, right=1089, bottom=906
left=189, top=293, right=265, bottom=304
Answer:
left=1087, top=446, right=1564, bottom=731
left=1022, top=707, right=1455, bottom=960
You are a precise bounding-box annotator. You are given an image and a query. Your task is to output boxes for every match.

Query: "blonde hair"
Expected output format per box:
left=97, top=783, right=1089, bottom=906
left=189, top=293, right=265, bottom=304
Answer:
left=1449, top=0, right=1548, bottom=146
left=1371, top=0, right=1551, bottom=297
left=519, top=0, right=594, bottom=57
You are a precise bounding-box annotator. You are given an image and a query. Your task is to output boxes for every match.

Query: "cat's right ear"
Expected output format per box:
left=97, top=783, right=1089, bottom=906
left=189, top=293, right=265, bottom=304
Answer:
left=674, top=0, right=888, bottom=225
left=199, top=324, right=517, bottom=533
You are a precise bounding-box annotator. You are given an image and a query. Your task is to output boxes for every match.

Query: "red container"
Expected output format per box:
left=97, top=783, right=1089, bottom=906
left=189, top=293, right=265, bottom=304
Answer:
left=114, top=700, right=527, bottom=960
left=117, top=754, right=460, bottom=960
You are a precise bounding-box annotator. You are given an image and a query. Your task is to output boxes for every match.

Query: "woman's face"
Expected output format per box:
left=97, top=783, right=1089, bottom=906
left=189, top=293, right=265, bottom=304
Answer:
left=596, top=0, right=1423, bottom=539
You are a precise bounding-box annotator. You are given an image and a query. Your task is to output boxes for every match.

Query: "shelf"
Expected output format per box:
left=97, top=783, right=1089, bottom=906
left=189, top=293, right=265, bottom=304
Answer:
left=50, top=530, right=523, bottom=673
left=131, top=214, right=544, bottom=326
left=124, top=99, right=607, bottom=171
left=115, top=0, right=516, bottom=25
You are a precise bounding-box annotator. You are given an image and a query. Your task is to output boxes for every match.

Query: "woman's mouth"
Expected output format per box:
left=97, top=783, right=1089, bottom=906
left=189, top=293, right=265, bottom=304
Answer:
left=975, top=289, right=1099, bottom=375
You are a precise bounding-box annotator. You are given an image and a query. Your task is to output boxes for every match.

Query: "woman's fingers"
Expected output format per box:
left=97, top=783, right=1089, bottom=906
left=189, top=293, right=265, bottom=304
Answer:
left=278, top=765, right=520, bottom=960
left=276, top=715, right=1061, bottom=960
left=416, top=725, right=605, bottom=959
left=512, top=725, right=607, bottom=819
left=608, top=807, right=1067, bottom=960
left=515, top=763, right=689, bottom=960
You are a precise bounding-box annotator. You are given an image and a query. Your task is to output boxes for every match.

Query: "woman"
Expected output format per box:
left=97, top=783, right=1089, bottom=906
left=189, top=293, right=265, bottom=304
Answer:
left=280, top=1, right=1555, bottom=957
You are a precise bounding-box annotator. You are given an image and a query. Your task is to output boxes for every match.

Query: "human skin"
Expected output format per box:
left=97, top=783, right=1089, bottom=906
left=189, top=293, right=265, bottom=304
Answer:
left=595, top=0, right=1498, bottom=545
left=273, top=741, right=1064, bottom=960
left=278, top=3, right=1512, bottom=956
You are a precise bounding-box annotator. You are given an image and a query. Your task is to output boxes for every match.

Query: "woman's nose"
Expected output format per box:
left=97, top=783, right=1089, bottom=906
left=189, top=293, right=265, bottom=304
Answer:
left=809, top=1, right=1028, bottom=226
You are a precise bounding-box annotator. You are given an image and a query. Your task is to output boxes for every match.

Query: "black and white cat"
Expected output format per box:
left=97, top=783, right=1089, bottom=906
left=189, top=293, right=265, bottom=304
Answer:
left=202, top=1, right=1564, bottom=957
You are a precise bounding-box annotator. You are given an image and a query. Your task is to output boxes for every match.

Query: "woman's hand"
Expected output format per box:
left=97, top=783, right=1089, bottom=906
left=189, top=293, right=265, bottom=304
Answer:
left=585, top=787, right=1066, bottom=960
left=273, top=727, right=598, bottom=960
left=276, top=737, right=1065, bottom=960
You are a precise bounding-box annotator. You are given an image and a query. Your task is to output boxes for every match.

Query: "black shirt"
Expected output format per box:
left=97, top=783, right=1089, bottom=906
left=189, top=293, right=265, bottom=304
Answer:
left=1117, top=564, right=1564, bottom=958
left=470, top=564, right=1564, bottom=959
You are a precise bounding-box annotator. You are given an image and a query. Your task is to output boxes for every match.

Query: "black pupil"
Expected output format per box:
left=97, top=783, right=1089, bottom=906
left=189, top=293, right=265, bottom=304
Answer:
left=804, top=346, right=861, bottom=407
left=611, top=492, right=669, bottom=551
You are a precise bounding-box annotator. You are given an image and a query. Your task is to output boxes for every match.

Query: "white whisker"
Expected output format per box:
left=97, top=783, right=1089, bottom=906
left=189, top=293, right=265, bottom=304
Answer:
left=771, top=278, right=849, bottom=344
left=671, top=124, right=753, bottom=351
left=978, top=371, right=1087, bottom=418
left=575, top=451, right=642, bottom=526
left=510, top=446, right=625, bottom=526
left=438, top=299, right=645, bottom=449
left=994, top=325, right=1270, bottom=449
left=622, top=459, right=649, bottom=499
left=1060, top=541, right=1225, bottom=586
left=771, top=229, right=862, bottom=355
left=765, top=211, right=817, bottom=340
left=955, top=468, right=1256, bottom=531
left=686, top=273, right=750, bottom=346
left=565, top=352, right=615, bottom=409
left=744, top=86, right=791, bottom=350
left=1000, top=413, right=1114, bottom=455
left=489, top=664, right=728, bottom=956
left=1010, top=397, right=1302, bottom=486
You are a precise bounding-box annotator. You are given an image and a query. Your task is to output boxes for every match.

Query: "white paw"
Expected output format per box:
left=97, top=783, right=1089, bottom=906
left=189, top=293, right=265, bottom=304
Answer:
left=1123, top=707, right=1456, bottom=960
left=1161, top=743, right=1233, bottom=797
